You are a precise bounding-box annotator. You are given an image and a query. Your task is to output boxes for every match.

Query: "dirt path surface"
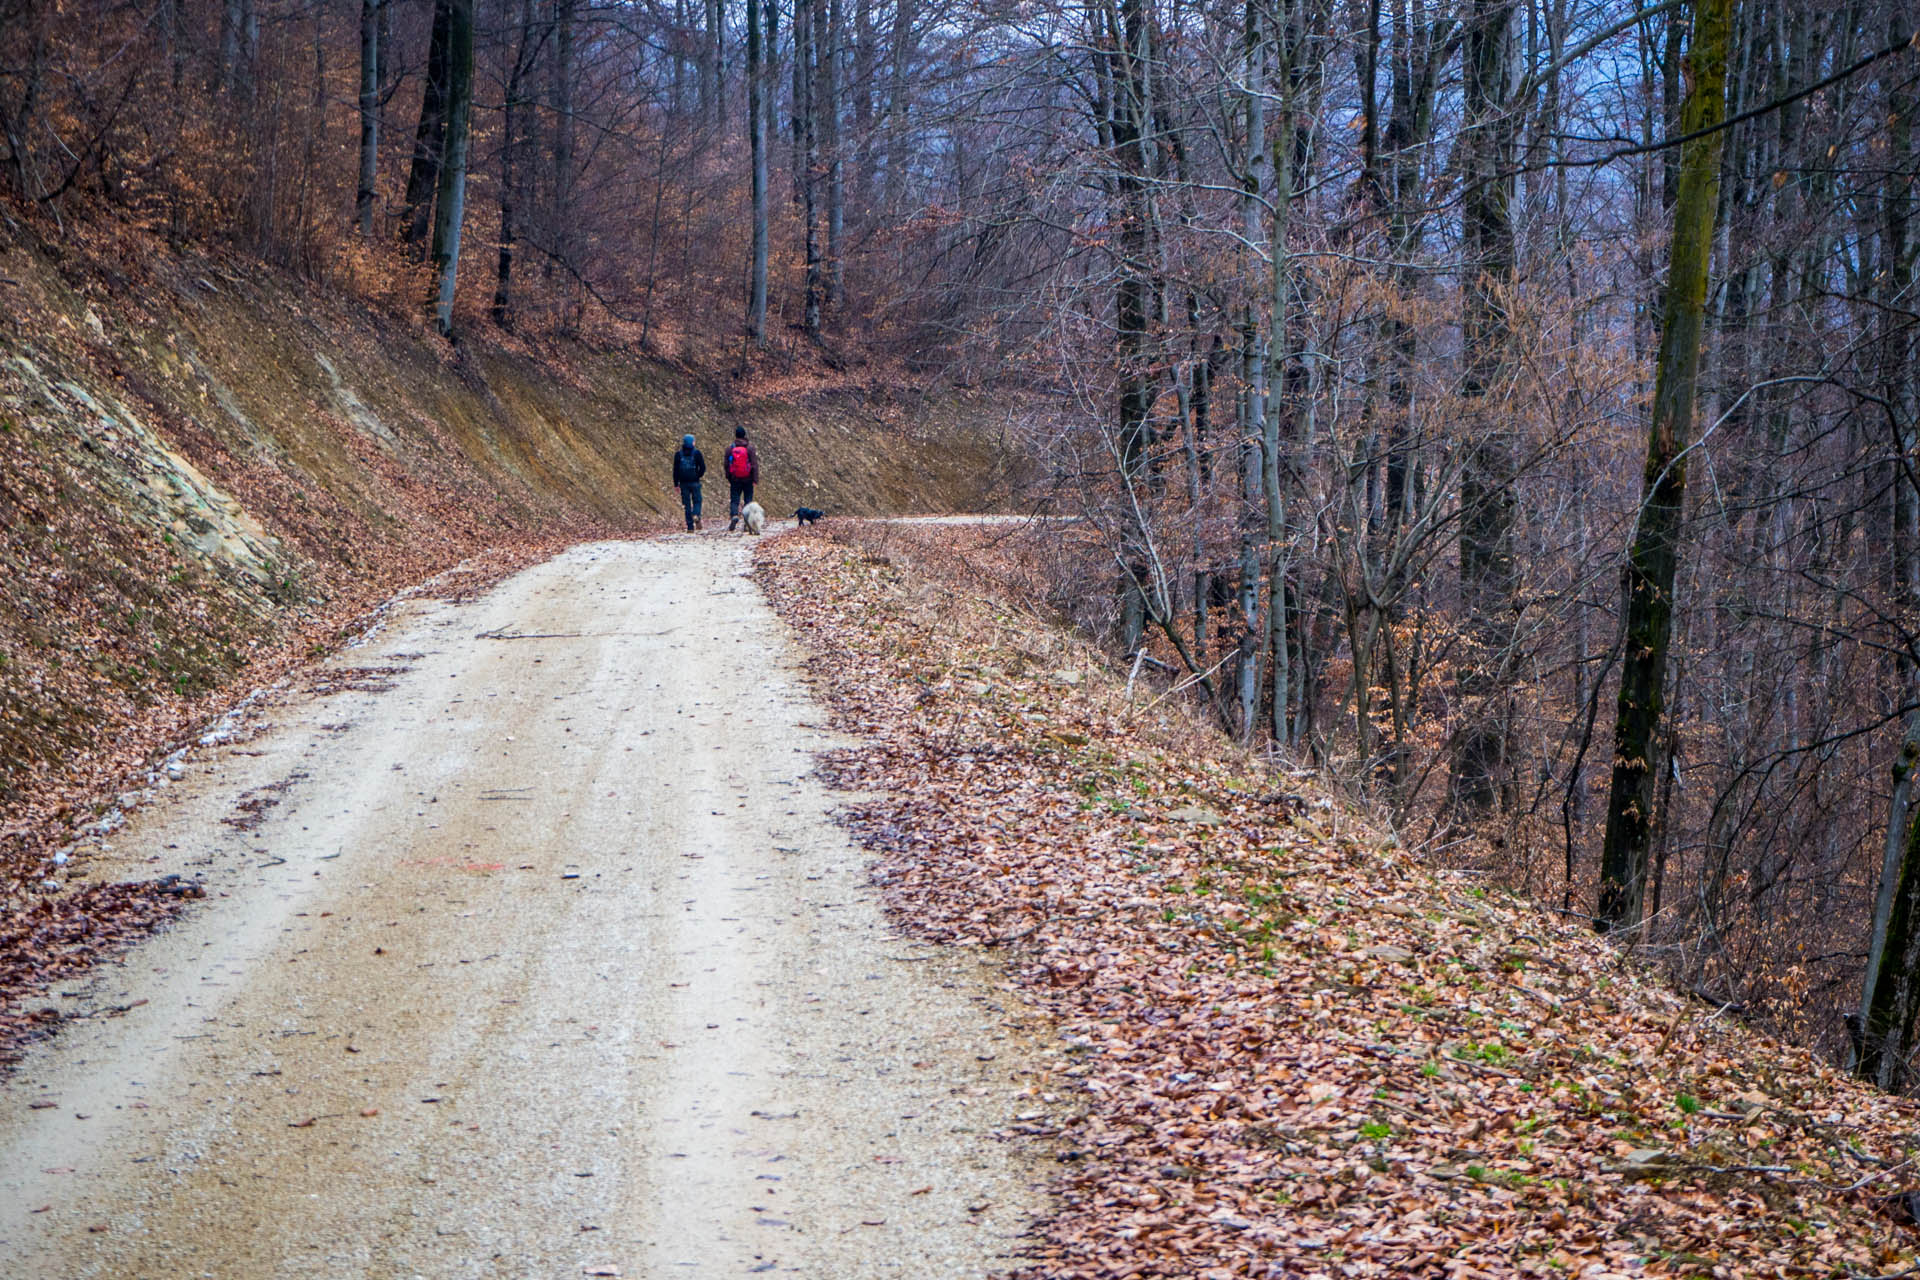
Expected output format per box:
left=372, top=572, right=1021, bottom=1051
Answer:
left=0, top=536, right=1040, bottom=1278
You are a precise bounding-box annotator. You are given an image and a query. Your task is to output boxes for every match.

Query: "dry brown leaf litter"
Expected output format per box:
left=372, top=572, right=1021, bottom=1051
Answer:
left=0, top=879, right=196, bottom=1070
left=757, top=523, right=1920, bottom=1280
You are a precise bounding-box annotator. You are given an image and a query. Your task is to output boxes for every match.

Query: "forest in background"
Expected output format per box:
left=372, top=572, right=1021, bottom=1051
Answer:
left=5, top=0, right=1920, bottom=1083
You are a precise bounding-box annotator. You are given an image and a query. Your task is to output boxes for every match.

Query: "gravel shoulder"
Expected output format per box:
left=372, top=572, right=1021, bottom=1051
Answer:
left=0, top=534, right=1041, bottom=1278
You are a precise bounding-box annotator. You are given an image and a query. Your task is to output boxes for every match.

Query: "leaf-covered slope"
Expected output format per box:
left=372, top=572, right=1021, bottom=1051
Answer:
left=758, top=521, right=1920, bottom=1280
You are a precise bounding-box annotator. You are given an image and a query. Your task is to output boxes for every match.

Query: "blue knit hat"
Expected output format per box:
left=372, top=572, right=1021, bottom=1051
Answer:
left=682, top=434, right=695, bottom=447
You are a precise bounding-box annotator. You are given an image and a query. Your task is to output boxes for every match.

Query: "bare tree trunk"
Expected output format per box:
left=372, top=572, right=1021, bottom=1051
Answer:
left=0, top=30, right=47, bottom=198
left=1106, top=0, right=1155, bottom=656
left=1377, top=5, right=1445, bottom=541
left=356, top=0, right=382, bottom=235
left=1862, top=714, right=1920, bottom=1082
left=763, top=0, right=778, bottom=141
left=550, top=0, right=577, bottom=328
left=1858, top=40, right=1918, bottom=1086
left=294, top=5, right=326, bottom=271
left=802, top=0, right=823, bottom=334
left=1450, top=0, right=1518, bottom=816
left=747, top=0, right=769, bottom=342
left=792, top=0, right=810, bottom=205
left=1596, top=0, right=1730, bottom=934
left=882, top=0, right=914, bottom=215
left=824, top=0, right=844, bottom=311
left=160, top=0, right=188, bottom=91
left=673, top=0, right=689, bottom=113
left=493, top=0, right=536, bottom=329
left=851, top=0, right=874, bottom=209
left=403, top=0, right=455, bottom=253
left=221, top=0, right=257, bottom=99
left=1234, top=0, right=1266, bottom=742
left=1263, top=38, right=1294, bottom=747
left=430, top=0, right=476, bottom=336
left=706, top=0, right=726, bottom=126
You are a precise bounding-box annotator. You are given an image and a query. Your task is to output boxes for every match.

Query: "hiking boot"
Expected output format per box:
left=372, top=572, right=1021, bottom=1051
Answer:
left=728, top=516, right=739, bottom=531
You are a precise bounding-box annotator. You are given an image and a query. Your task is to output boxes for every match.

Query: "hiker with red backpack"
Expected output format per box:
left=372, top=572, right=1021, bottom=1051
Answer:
left=723, top=426, right=759, bottom=532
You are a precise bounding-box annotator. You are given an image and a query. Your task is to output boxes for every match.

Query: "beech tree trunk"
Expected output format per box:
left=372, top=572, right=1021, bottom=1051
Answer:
left=1857, top=37, right=1918, bottom=1088
left=824, top=0, right=843, bottom=311
left=1234, top=1, right=1266, bottom=743
left=220, top=0, right=257, bottom=99
left=429, top=0, right=475, bottom=336
left=402, top=0, right=454, bottom=253
left=808, top=0, right=838, bottom=320
left=1596, top=0, right=1731, bottom=935
left=1108, top=0, right=1154, bottom=656
left=356, top=0, right=381, bottom=235
left=801, top=0, right=823, bottom=334
left=851, top=0, right=874, bottom=209
left=549, top=0, right=577, bottom=327
left=1263, top=38, right=1292, bottom=747
left=1862, top=718, right=1920, bottom=1086
left=706, top=0, right=725, bottom=126
left=746, top=0, right=769, bottom=342
left=882, top=0, right=914, bottom=215
left=1450, top=0, right=1518, bottom=817
left=492, top=0, right=535, bottom=329
left=792, top=0, right=810, bottom=205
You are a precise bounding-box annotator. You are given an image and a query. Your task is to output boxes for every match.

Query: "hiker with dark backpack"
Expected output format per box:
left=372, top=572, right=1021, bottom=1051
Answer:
left=672, top=433, right=706, bottom=531
left=723, top=426, right=759, bottom=532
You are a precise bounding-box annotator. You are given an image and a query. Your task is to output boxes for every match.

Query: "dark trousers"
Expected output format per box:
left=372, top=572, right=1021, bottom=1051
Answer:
left=679, top=483, right=702, bottom=530
left=728, top=479, right=754, bottom=523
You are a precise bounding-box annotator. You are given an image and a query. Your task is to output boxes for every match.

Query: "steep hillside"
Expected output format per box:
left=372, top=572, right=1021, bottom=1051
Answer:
left=760, top=523, right=1920, bottom=1279
left=0, top=216, right=1013, bottom=888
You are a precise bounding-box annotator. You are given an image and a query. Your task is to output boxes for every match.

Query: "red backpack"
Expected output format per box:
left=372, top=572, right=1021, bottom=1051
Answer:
left=726, top=442, right=753, bottom=480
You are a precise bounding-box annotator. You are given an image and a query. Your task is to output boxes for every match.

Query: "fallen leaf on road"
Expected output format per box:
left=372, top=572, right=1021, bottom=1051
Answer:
left=359, top=1107, right=380, bottom=1117
left=288, top=1116, right=316, bottom=1128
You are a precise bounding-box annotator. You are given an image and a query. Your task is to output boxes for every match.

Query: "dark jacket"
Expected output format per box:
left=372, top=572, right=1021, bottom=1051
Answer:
left=723, top=438, right=759, bottom=485
left=673, top=445, right=706, bottom=487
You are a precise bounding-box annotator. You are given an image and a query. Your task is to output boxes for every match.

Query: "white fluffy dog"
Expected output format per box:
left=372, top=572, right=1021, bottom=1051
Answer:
left=742, top=501, right=766, bottom=536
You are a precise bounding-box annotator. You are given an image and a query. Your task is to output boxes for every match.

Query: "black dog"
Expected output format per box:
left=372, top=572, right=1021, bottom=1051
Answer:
left=795, top=507, right=826, bottom=526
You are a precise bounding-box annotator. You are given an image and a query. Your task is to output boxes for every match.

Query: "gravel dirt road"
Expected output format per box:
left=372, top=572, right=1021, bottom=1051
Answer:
left=0, top=535, right=1041, bottom=1278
